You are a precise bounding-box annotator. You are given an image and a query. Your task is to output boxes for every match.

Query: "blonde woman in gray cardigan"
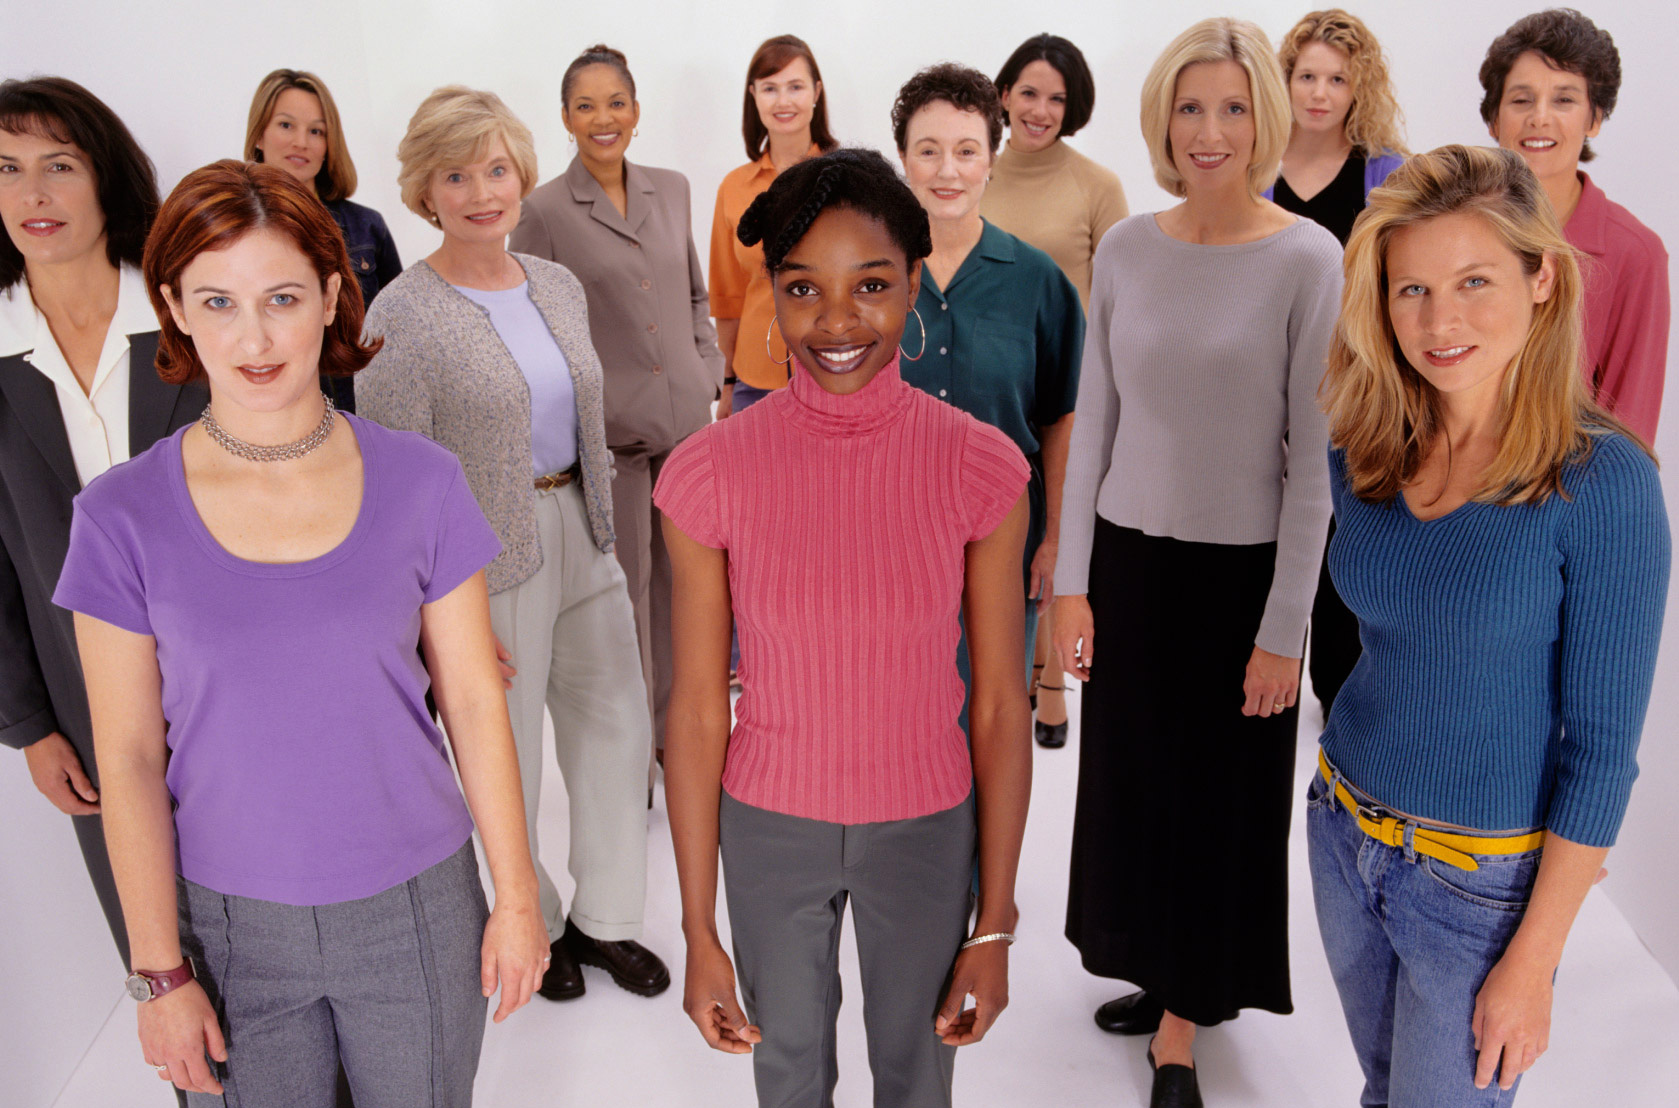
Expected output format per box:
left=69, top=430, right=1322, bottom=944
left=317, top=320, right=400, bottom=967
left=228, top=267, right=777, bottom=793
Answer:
left=359, top=86, right=669, bottom=1004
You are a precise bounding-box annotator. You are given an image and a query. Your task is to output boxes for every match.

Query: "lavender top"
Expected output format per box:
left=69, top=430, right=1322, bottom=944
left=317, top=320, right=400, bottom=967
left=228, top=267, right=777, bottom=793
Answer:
left=53, top=414, right=501, bottom=905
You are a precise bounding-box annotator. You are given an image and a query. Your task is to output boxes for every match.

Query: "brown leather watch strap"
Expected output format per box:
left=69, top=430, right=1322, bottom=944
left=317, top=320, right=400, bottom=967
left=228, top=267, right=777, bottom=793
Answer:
left=127, top=959, right=195, bottom=1001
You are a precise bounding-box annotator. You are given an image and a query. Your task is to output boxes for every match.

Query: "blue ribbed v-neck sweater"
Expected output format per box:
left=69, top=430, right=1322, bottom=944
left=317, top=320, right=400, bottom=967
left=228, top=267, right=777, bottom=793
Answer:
left=1320, top=433, right=1670, bottom=847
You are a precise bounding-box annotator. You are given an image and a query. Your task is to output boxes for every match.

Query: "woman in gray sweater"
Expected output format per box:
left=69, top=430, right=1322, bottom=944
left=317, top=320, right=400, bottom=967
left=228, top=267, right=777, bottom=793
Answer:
left=358, top=86, right=669, bottom=1006
left=1051, top=20, right=1340, bottom=1108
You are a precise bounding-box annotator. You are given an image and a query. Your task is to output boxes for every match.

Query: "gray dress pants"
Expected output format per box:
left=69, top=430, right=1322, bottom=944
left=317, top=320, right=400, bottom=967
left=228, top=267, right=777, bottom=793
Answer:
left=719, top=791, right=976, bottom=1108
left=180, top=840, right=488, bottom=1108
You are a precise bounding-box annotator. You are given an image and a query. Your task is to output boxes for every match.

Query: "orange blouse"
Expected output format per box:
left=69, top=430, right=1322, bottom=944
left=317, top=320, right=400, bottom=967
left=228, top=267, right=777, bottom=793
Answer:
left=708, top=145, right=821, bottom=390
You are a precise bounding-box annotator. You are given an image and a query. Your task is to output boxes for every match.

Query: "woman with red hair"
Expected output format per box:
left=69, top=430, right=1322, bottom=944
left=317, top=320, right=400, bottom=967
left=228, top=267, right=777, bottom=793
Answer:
left=53, top=160, right=547, bottom=1105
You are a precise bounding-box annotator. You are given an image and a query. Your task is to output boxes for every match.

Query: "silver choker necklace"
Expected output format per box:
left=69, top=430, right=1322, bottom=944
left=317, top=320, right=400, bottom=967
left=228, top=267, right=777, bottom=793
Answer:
left=200, top=395, right=336, bottom=462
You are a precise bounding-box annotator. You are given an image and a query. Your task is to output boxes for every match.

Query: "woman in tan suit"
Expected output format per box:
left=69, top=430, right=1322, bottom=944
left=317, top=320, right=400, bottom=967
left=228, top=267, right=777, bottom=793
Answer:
left=510, top=45, right=723, bottom=758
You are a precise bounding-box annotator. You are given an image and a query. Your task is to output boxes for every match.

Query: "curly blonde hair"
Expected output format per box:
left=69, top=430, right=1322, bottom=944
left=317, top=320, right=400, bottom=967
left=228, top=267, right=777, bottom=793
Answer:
left=1278, top=9, right=1408, bottom=160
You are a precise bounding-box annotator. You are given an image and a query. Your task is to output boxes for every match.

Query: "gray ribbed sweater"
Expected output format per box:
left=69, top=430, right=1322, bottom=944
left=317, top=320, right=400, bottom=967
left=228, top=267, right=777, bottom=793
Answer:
left=1055, top=214, right=1343, bottom=656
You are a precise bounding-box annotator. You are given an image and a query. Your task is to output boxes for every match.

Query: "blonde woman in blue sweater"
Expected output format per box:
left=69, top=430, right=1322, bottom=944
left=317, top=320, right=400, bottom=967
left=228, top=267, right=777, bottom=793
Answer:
left=1313, top=145, right=1668, bottom=1107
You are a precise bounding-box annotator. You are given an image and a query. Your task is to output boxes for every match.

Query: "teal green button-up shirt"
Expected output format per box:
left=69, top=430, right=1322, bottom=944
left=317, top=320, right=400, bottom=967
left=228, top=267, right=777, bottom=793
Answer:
left=902, top=220, right=1085, bottom=463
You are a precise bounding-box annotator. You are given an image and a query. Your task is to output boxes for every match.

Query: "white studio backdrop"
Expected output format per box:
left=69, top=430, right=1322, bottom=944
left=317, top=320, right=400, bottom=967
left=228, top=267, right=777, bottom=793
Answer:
left=2, top=1, right=1675, bottom=1103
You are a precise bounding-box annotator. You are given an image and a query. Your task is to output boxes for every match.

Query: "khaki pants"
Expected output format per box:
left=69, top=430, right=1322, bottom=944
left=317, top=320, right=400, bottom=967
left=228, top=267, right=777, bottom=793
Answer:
left=488, top=483, right=651, bottom=942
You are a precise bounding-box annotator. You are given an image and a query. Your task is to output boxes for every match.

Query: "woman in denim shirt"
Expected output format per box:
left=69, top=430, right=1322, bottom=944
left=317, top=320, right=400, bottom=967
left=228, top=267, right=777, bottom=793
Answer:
left=244, top=68, right=403, bottom=411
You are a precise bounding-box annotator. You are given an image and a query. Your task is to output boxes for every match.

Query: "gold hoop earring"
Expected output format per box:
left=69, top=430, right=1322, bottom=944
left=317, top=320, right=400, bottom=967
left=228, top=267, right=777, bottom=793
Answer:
left=632, top=128, right=639, bottom=137
left=765, top=316, right=793, bottom=366
left=567, top=132, right=576, bottom=143
left=899, top=307, right=927, bottom=361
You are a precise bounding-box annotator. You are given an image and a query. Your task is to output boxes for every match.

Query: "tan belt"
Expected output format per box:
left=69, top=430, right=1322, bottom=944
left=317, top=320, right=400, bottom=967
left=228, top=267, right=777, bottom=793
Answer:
left=1318, top=751, right=1544, bottom=872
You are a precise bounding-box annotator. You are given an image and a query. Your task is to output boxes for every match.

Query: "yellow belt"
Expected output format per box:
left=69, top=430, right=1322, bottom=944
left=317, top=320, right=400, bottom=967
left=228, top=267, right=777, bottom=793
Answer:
left=1317, top=751, right=1544, bottom=872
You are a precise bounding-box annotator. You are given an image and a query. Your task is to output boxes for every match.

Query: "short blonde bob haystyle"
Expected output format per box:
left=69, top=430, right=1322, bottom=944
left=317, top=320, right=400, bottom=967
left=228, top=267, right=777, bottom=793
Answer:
left=1322, top=145, right=1649, bottom=507
left=396, top=86, right=538, bottom=229
left=1140, top=18, right=1291, bottom=201
left=244, top=69, right=358, bottom=203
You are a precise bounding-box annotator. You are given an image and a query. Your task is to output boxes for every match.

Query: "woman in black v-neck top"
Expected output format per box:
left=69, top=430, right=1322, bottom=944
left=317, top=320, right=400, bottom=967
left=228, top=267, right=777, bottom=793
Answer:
left=1268, top=11, right=1408, bottom=717
left=1273, top=150, right=1368, bottom=246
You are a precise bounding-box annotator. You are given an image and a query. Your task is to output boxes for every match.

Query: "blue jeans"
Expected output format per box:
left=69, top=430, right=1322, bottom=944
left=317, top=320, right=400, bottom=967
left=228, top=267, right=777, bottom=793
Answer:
left=1306, top=770, right=1544, bottom=1108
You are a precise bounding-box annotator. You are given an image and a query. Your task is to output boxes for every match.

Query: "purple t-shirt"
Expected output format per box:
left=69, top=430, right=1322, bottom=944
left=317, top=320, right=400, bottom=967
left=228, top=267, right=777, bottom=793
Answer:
left=53, top=413, right=501, bottom=905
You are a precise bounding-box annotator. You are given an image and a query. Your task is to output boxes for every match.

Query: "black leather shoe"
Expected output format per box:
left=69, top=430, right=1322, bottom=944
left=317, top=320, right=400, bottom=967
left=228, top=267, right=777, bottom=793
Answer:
left=1147, top=1045, right=1204, bottom=1108
left=537, top=936, right=585, bottom=1001
left=1034, top=719, right=1068, bottom=748
left=1095, top=990, right=1164, bottom=1035
left=561, top=919, right=672, bottom=997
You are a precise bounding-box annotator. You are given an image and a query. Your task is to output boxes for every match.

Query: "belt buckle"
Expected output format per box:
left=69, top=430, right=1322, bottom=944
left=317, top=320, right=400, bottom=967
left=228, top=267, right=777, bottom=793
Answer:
left=1356, top=799, right=1393, bottom=826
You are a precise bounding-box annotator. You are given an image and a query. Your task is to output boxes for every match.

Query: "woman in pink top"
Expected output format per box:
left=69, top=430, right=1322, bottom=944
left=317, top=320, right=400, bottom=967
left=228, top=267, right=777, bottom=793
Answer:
left=656, top=148, right=1032, bottom=1107
left=1480, top=9, right=1669, bottom=445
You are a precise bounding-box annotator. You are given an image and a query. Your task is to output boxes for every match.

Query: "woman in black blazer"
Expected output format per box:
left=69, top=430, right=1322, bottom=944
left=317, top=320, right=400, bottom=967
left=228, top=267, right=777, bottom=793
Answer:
left=0, top=76, right=204, bottom=968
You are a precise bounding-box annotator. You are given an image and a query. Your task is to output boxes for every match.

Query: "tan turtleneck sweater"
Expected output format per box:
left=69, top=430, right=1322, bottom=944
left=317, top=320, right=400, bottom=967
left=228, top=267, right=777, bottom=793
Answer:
left=979, top=140, right=1128, bottom=307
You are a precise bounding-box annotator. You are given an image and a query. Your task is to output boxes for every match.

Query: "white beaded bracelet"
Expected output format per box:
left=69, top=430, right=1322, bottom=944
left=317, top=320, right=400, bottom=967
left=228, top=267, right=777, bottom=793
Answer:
left=960, top=932, right=1016, bottom=950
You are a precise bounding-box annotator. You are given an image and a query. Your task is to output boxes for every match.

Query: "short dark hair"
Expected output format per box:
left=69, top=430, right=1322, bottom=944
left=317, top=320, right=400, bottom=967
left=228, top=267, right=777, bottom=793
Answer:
left=892, top=63, right=1005, bottom=155
left=994, top=33, right=1096, bottom=138
left=736, top=147, right=931, bottom=274
left=144, top=160, right=380, bottom=384
left=1479, top=8, right=1620, bottom=163
left=0, top=77, right=158, bottom=290
left=562, top=44, right=636, bottom=106
left=742, top=35, right=838, bottom=163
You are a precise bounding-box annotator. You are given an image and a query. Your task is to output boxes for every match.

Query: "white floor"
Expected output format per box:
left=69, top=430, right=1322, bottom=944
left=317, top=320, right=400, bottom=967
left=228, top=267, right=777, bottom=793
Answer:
left=54, top=689, right=1679, bottom=1107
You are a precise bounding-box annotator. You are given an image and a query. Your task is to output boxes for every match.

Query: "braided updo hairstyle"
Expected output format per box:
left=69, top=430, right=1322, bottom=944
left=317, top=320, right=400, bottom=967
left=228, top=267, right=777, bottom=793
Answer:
left=736, top=147, right=932, bottom=274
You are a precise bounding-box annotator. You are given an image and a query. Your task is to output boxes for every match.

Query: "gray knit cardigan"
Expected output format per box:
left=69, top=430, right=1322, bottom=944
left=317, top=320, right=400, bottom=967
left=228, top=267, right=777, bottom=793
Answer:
left=359, top=254, right=616, bottom=594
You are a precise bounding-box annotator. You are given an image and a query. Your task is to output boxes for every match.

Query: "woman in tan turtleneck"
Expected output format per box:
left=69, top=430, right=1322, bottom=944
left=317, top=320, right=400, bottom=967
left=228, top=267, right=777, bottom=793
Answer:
left=980, top=33, right=1126, bottom=750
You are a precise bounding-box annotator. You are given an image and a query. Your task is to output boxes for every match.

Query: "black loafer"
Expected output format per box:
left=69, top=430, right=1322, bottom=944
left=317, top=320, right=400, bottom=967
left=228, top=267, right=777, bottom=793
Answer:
left=1147, top=1045, right=1204, bottom=1108
left=1034, top=719, right=1068, bottom=748
left=561, top=919, right=672, bottom=997
left=537, top=936, right=585, bottom=1001
left=1095, top=990, right=1164, bottom=1035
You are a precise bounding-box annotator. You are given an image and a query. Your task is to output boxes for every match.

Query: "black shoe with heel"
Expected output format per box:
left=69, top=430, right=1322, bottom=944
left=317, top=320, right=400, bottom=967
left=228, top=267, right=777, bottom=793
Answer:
left=1034, top=681, right=1069, bottom=748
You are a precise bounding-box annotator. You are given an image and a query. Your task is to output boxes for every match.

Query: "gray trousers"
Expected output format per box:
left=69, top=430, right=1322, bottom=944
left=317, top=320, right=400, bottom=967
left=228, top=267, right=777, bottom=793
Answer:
left=719, top=792, right=976, bottom=1108
left=609, top=444, right=675, bottom=749
left=180, top=840, right=488, bottom=1108
left=488, top=482, right=652, bottom=942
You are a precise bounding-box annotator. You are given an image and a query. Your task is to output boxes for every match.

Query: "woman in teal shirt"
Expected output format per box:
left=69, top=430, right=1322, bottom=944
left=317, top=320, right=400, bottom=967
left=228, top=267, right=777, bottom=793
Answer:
left=891, top=63, right=1084, bottom=711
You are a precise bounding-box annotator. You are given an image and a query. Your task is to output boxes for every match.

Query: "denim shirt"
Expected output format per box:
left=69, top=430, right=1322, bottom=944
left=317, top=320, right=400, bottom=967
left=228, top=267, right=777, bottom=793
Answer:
left=324, top=199, right=403, bottom=413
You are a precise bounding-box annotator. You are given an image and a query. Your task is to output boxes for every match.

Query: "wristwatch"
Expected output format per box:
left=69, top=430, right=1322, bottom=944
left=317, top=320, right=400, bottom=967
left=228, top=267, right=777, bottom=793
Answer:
left=125, top=960, right=195, bottom=1002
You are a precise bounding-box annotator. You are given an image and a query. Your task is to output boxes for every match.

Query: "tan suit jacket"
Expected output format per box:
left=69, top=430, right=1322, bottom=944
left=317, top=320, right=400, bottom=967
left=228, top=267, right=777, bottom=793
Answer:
left=511, top=157, right=723, bottom=455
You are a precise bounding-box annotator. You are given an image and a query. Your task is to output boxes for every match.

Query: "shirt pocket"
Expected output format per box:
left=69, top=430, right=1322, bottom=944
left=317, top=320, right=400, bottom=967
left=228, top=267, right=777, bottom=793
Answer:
left=348, top=243, right=377, bottom=278
left=970, top=317, right=1036, bottom=401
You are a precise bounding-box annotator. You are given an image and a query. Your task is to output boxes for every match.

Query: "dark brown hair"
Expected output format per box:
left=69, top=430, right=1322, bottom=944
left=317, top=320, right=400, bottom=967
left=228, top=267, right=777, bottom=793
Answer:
left=892, top=63, right=1005, bottom=155
left=994, top=34, right=1096, bottom=138
left=562, top=44, right=636, bottom=105
left=0, top=77, right=158, bottom=290
left=741, top=35, right=838, bottom=162
left=143, top=160, right=380, bottom=384
left=1479, top=8, right=1620, bottom=163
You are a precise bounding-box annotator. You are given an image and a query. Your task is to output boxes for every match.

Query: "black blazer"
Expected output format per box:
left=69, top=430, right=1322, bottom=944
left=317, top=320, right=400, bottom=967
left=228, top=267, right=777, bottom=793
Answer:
left=0, top=331, right=205, bottom=779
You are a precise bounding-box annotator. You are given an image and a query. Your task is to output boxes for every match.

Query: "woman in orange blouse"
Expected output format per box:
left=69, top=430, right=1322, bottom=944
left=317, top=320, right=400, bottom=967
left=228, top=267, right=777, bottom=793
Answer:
left=709, top=34, right=838, bottom=419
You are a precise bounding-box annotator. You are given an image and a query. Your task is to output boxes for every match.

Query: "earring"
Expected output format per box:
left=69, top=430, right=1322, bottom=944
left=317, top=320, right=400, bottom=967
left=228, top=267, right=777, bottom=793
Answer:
left=567, top=131, right=576, bottom=143
left=765, top=316, right=793, bottom=366
left=632, top=128, right=639, bottom=137
left=899, top=307, right=927, bottom=361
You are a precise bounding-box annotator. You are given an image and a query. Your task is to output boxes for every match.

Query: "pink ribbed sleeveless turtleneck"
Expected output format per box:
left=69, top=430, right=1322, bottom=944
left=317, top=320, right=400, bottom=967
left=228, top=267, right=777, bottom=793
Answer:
left=655, top=356, right=1028, bottom=824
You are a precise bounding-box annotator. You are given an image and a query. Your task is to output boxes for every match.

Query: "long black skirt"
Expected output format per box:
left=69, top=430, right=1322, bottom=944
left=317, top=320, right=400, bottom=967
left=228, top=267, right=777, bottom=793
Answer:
left=1065, top=519, right=1298, bottom=1025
